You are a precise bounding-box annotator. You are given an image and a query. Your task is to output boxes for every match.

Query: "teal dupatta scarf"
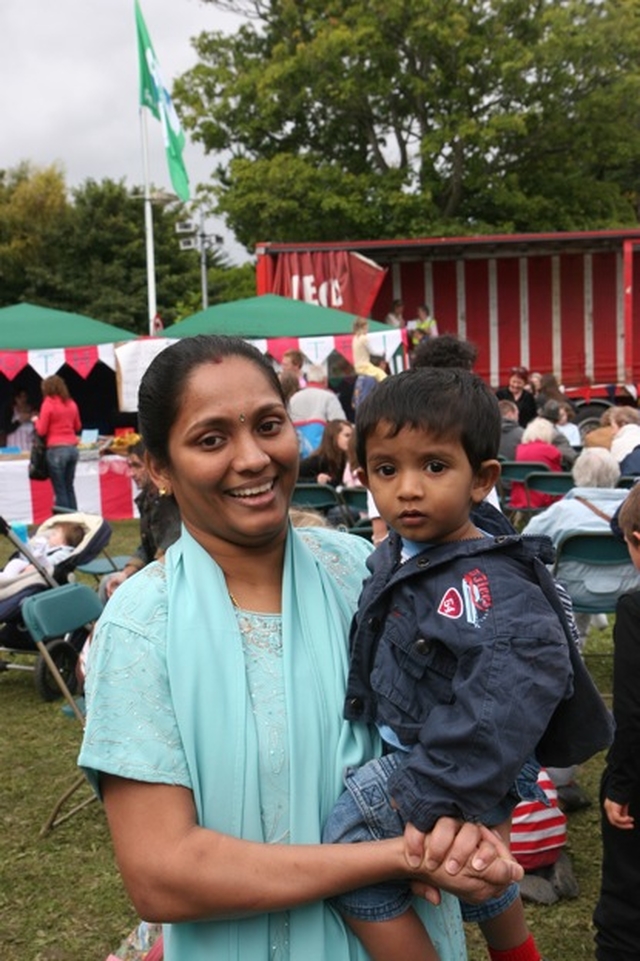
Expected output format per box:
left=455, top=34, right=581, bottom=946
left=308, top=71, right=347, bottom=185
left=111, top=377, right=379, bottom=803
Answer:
left=163, top=525, right=465, bottom=961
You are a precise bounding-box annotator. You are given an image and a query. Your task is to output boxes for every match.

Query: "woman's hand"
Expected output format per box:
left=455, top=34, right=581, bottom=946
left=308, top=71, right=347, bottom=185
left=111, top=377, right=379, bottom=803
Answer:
left=316, top=472, right=331, bottom=485
left=405, top=818, right=523, bottom=906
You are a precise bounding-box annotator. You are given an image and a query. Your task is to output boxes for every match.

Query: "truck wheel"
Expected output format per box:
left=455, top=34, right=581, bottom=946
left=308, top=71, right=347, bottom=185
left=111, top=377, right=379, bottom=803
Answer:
left=575, top=403, right=611, bottom=440
left=34, top=640, right=79, bottom=702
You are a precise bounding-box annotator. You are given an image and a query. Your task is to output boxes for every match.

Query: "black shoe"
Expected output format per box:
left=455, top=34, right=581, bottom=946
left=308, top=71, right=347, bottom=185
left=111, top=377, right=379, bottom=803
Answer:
left=518, top=873, right=559, bottom=905
left=556, top=782, right=591, bottom=813
left=549, top=851, right=580, bottom=899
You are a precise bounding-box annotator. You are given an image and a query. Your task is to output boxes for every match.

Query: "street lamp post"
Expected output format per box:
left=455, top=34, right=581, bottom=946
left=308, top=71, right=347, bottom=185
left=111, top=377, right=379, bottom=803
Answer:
left=175, top=212, right=223, bottom=311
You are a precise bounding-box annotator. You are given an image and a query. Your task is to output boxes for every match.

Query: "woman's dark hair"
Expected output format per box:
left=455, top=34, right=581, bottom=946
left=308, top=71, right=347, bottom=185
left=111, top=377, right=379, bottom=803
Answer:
left=538, top=373, right=565, bottom=403
left=355, top=367, right=500, bottom=472
left=138, top=335, right=285, bottom=465
left=307, top=419, right=350, bottom=481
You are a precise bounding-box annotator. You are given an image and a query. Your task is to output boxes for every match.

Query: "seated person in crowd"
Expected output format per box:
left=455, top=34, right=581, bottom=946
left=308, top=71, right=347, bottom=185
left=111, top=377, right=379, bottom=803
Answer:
left=555, top=401, right=582, bottom=447
left=508, top=416, right=563, bottom=512
left=298, top=420, right=353, bottom=488
left=287, top=364, right=347, bottom=423
left=498, top=399, right=524, bottom=460
left=539, top=400, right=578, bottom=470
left=584, top=407, right=615, bottom=450
left=0, top=519, right=85, bottom=584
left=609, top=406, right=640, bottom=474
left=496, top=366, right=538, bottom=428
left=522, top=447, right=639, bottom=639
left=100, top=440, right=181, bottom=601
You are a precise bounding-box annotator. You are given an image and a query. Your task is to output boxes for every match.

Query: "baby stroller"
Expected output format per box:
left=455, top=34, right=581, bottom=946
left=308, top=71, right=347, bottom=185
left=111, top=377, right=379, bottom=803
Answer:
left=0, top=512, right=109, bottom=701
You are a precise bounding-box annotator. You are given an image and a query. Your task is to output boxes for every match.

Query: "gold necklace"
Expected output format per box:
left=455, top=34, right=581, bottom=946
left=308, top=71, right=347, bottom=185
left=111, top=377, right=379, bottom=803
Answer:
left=228, top=590, right=240, bottom=608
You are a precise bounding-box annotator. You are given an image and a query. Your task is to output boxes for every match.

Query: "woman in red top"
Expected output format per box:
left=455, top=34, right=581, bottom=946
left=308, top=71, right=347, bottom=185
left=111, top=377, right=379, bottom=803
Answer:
left=34, top=374, right=82, bottom=510
left=509, top=415, right=563, bottom=510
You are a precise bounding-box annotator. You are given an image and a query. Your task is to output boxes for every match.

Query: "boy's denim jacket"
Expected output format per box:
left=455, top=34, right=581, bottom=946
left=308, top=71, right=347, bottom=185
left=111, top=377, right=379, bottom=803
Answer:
left=344, top=531, right=613, bottom=832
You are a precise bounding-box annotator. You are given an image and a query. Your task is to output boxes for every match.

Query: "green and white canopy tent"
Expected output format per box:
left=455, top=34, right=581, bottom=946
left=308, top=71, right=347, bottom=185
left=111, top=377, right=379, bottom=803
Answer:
left=0, top=304, right=137, bottom=434
left=0, top=304, right=136, bottom=380
left=117, top=294, right=404, bottom=409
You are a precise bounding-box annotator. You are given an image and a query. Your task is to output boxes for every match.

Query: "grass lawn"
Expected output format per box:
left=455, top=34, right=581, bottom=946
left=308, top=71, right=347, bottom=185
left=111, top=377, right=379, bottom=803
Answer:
left=0, top=520, right=615, bottom=960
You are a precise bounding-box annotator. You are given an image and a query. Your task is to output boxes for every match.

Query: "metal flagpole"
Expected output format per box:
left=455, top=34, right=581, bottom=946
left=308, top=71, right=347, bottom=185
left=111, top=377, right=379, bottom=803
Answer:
left=140, top=108, right=158, bottom=336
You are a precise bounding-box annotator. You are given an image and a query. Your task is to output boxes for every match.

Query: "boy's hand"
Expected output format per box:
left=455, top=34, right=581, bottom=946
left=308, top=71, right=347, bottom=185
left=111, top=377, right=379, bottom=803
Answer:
left=409, top=818, right=523, bottom=905
left=604, top=797, right=635, bottom=829
left=403, top=820, right=427, bottom=868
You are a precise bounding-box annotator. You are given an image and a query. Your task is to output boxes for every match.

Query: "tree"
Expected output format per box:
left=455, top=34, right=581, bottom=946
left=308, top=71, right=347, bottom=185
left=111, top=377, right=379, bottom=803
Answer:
left=175, top=0, right=640, bottom=249
left=0, top=163, right=70, bottom=304
left=0, top=167, right=249, bottom=333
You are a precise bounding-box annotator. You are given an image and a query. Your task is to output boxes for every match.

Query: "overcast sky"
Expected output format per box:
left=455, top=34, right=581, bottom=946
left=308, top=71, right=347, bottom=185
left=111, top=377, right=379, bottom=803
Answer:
left=0, top=0, right=249, bottom=262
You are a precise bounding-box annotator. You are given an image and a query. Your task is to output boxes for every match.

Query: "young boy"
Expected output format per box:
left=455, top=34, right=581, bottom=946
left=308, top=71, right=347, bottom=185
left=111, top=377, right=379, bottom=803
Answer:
left=0, top=519, right=85, bottom=583
left=323, top=367, right=612, bottom=961
left=593, top=482, right=640, bottom=960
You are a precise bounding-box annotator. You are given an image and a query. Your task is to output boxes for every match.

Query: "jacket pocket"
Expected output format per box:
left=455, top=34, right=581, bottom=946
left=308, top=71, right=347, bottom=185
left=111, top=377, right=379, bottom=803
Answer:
left=370, top=615, right=456, bottom=720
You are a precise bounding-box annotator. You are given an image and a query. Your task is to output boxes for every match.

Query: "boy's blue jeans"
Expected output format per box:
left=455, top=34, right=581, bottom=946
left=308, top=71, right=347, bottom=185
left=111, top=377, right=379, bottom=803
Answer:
left=322, top=752, right=545, bottom=923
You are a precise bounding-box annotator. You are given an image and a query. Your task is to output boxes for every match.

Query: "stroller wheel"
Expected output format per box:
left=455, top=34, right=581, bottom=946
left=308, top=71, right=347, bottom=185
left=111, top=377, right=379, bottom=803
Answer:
left=34, top=640, right=79, bottom=702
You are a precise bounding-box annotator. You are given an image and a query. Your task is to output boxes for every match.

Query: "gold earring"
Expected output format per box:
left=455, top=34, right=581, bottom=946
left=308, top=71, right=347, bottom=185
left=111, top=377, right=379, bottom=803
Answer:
left=158, top=486, right=167, bottom=496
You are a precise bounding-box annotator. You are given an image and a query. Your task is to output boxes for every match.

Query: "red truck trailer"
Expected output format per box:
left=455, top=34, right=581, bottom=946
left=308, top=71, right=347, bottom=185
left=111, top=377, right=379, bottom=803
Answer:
left=256, top=229, right=640, bottom=430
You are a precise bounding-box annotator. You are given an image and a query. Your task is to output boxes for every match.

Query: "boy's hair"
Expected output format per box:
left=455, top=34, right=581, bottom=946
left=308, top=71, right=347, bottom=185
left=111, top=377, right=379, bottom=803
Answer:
left=355, top=367, right=500, bottom=472
left=498, top=399, right=519, bottom=419
left=127, top=439, right=146, bottom=460
left=282, top=348, right=305, bottom=369
left=412, top=333, right=478, bottom=370
left=617, top=483, right=640, bottom=539
left=51, top=521, right=86, bottom=548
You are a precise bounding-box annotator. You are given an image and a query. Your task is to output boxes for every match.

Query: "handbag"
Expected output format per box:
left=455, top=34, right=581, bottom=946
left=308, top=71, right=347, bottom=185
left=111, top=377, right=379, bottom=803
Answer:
left=28, top=432, right=49, bottom=481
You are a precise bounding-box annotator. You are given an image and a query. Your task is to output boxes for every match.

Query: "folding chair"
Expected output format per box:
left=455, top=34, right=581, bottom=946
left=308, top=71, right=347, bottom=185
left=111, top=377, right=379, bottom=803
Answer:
left=340, top=486, right=369, bottom=517
left=616, top=475, right=638, bottom=490
left=497, top=461, right=551, bottom=519
left=524, top=471, right=575, bottom=507
left=21, top=583, right=103, bottom=835
left=76, top=552, right=130, bottom=582
left=291, top=483, right=352, bottom=526
left=552, top=532, right=633, bottom=613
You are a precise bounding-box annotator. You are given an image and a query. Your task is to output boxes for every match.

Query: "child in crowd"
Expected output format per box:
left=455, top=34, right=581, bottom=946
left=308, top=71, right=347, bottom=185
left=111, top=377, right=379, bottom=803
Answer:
left=323, top=367, right=612, bottom=961
left=593, top=482, right=640, bottom=960
left=352, top=316, right=388, bottom=382
left=0, top=520, right=85, bottom=583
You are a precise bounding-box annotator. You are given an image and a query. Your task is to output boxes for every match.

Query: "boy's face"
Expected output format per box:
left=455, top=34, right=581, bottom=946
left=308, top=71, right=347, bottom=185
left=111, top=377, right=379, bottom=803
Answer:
left=359, top=421, right=500, bottom=544
left=625, top=532, right=640, bottom=571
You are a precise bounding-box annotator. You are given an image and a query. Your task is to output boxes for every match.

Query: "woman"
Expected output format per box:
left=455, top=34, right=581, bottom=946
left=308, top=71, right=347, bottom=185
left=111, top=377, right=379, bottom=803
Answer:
left=495, top=367, right=538, bottom=428
left=79, top=336, right=520, bottom=961
left=34, top=374, right=81, bottom=510
left=508, top=416, right=563, bottom=511
left=299, top=418, right=353, bottom=487
left=536, top=373, right=574, bottom=413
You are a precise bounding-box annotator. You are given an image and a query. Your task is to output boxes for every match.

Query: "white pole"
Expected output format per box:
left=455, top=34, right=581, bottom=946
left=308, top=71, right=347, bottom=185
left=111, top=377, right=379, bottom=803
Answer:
left=140, top=109, right=158, bottom=335
left=199, top=208, right=209, bottom=310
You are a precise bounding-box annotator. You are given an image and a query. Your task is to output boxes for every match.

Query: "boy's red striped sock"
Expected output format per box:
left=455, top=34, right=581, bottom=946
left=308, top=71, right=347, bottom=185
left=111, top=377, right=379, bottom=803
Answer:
left=488, top=934, right=542, bottom=961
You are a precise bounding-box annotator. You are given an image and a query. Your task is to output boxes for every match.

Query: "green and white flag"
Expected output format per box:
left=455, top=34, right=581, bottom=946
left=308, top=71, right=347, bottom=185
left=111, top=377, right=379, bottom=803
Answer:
left=135, top=0, right=190, bottom=201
